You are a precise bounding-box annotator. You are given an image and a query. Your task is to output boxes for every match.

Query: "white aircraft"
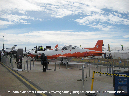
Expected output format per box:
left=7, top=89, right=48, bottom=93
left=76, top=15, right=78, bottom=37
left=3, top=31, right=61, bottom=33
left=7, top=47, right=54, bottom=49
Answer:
left=28, top=40, right=104, bottom=64
left=4, top=45, right=17, bottom=55
left=103, top=44, right=129, bottom=59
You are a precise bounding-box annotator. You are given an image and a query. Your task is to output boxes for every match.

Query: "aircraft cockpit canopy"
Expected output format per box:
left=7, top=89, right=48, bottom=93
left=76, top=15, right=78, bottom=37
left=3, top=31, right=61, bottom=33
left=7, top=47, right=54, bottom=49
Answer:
left=62, top=45, right=79, bottom=50
left=73, top=46, right=79, bottom=49
left=62, top=46, right=68, bottom=50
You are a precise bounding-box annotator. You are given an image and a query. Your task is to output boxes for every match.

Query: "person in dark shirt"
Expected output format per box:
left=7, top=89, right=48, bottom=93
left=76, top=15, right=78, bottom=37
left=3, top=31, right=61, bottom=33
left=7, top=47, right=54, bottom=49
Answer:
left=40, top=53, right=48, bottom=72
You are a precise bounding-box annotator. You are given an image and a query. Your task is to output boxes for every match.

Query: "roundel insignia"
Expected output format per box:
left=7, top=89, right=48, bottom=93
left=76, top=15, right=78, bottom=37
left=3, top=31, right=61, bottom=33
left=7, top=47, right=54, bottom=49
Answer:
left=96, top=45, right=98, bottom=48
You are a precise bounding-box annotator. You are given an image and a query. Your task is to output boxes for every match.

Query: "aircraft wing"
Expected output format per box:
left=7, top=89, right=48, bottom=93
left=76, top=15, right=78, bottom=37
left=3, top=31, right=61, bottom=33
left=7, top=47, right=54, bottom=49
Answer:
left=90, top=52, right=104, bottom=54
left=59, top=56, right=67, bottom=57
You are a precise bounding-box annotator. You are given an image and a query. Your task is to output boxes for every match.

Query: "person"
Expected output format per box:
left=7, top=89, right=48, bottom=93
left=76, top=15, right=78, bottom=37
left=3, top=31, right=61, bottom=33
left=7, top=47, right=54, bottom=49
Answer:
left=40, top=53, right=45, bottom=65
left=40, top=53, right=47, bottom=72
left=39, top=46, right=43, bottom=50
left=39, top=47, right=41, bottom=50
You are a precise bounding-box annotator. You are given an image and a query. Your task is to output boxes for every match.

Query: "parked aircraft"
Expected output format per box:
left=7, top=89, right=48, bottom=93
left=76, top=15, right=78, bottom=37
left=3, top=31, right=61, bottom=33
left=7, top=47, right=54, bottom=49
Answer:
left=4, top=45, right=17, bottom=55
left=104, top=51, right=129, bottom=59
left=28, top=40, right=104, bottom=64
left=102, top=44, right=129, bottom=59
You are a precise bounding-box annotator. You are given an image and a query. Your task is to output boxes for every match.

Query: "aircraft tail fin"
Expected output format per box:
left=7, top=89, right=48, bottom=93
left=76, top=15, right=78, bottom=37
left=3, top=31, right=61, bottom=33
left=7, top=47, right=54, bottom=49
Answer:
left=11, top=45, right=17, bottom=51
left=55, top=44, right=58, bottom=51
left=84, top=40, right=104, bottom=52
left=94, top=40, right=103, bottom=52
left=55, top=44, right=58, bottom=48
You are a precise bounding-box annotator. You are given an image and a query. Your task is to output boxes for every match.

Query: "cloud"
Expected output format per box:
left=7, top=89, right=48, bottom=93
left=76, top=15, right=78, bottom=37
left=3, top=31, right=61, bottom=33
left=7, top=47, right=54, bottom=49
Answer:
left=75, top=12, right=129, bottom=30
left=88, top=24, right=113, bottom=31
left=123, top=35, right=129, bottom=38
left=75, top=13, right=129, bottom=25
left=0, top=20, right=13, bottom=25
left=1, top=0, right=128, bottom=18
left=0, top=0, right=128, bottom=38
left=85, top=0, right=129, bottom=13
left=0, top=20, right=13, bottom=29
left=108, top=14, right=129, bottom=25
left=0, top=0, right=42, bottom=12
left=0, top=0, right=128, bottom=30
left=0, top=14, right=35, bottom=24
left=0, top=30, right=128, bottom=50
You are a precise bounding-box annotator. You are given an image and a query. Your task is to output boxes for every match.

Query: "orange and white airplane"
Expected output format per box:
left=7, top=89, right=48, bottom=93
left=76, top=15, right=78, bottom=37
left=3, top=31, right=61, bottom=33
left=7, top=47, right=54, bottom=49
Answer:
left=28, top=40, right=104, bottom=64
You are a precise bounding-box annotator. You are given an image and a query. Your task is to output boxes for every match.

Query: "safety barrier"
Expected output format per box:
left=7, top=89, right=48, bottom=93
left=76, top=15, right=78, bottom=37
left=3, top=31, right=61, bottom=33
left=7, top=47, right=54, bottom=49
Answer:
left=91, top=71, right=129, bottom=91
left=1, top=56, right=14, bottom=69
left=1, top=55, right=36, bottom=71
left=94, top=71, right=129, bottom=77
left=84, top=58, right=129, bottom=70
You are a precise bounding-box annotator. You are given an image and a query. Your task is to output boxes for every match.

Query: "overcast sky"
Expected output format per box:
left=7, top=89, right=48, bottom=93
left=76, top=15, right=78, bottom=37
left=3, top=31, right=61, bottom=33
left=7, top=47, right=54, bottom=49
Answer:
left=0, top=0, right=129, bottom=50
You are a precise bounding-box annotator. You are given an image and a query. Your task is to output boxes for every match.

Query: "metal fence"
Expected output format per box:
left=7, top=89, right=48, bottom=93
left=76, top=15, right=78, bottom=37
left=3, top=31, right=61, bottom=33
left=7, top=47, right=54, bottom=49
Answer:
left=1, top=56, right=35, bottom=71
left=1, top=56, right=14, bottom=69
left=1, top=55, right=129, bottom=73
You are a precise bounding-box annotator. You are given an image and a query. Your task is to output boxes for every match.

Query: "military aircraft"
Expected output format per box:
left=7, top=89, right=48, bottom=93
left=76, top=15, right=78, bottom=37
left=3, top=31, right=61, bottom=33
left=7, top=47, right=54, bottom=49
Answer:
left=4, top=45, right=17, bottom=55
left=103, top=44, right=129, bottom=59
left=28, top=40, right=104, bottom=64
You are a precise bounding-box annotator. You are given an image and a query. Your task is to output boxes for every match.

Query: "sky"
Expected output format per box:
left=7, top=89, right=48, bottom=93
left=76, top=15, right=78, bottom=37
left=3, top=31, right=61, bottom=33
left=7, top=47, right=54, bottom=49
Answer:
left=0, top=0, right=129, bottom=50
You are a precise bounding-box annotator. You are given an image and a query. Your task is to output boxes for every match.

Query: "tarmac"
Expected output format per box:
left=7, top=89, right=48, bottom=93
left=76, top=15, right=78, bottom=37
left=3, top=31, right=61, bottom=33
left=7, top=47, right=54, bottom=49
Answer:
left=0, top=56, right=129, bottom=96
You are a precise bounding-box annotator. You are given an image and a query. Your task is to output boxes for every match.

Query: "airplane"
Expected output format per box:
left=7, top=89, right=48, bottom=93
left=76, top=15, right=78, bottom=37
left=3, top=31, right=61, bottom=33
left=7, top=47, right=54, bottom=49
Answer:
left=26, top=44, right=59, bottom=59
left=4, top=45, right=17, bottom=55
left=28, top=40, right=104, bottom=64
left=103, top=44, right=129, bottom=59
left=3, top=45, right=29, bottom=57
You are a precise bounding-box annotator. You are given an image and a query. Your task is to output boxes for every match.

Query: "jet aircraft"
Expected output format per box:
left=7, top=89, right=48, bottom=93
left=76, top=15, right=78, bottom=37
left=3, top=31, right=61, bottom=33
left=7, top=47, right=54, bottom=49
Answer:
left=4, top=45, right=17, bottom=55
left=28, top=40, right=104, bottom=64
